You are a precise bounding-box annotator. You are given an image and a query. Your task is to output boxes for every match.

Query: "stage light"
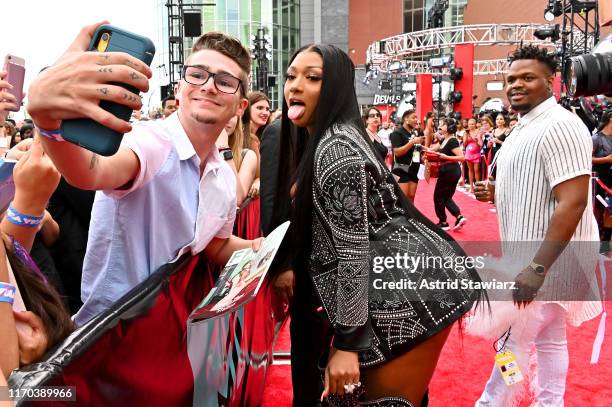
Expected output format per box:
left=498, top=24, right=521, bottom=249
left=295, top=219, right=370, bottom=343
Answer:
left=450, top=67, right=463, bottom=80
left=544, top=0, right=563, bottom=22
left=450, top=91, right=463, bottom=103
left=534, top=24, right=560, bottom=42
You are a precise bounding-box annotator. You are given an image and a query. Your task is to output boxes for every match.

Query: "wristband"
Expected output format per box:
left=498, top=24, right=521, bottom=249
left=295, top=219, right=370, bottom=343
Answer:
left=0, top=282, right=16, bottom=305
left=35, top=126, right=65, bottom=142
left=6, top=205, right=44, bottom=228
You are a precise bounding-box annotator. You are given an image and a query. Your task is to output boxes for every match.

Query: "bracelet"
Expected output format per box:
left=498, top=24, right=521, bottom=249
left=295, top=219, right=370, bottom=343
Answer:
left=0, top=282, right=16, bottom=305
left=6, top=205, right=44, bottom=228
left=35, top=126, right=65, bottom=142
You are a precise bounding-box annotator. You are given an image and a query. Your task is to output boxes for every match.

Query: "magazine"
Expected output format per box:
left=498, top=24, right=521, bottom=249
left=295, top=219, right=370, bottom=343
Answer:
left=189, top=221, right=290, bottom=322
left=0, top=159, right=17, bottom=213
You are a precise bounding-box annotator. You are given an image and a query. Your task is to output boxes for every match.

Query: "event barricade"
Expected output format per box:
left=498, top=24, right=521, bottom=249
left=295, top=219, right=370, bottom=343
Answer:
left=8, top=198, right=280, bottom=406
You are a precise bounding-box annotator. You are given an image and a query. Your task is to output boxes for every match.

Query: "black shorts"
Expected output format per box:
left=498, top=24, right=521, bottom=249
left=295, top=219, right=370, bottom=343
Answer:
left=398, top=168, right=420, bottom=183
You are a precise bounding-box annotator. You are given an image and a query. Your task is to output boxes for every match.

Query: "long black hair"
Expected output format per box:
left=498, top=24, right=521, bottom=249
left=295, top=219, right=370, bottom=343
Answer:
left=272, top=44, right=368, bottom=270
left=271, top=45, right=484, bottom=308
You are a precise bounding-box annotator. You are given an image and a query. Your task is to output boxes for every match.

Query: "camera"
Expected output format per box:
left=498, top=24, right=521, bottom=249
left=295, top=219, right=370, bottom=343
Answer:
left=563, top=34, right=612, bottom=98
left=563, top=52, right=612, bottom=97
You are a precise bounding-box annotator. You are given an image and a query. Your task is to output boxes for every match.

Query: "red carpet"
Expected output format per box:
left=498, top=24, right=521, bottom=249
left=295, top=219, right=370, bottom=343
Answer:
left=263, top=179, right=611, bottom=406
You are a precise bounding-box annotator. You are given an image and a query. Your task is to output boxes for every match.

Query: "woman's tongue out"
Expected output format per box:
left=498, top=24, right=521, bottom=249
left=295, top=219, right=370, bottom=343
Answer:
left=288, top=103, right=305, bottom=120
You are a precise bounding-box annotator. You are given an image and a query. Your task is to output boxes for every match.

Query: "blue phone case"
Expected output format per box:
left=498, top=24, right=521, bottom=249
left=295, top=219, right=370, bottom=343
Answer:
left=60, top=25, right=155, bottom=156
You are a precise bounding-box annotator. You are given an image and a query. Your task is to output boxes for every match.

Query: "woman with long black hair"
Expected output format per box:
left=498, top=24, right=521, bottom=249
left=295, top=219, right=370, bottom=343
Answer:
left=272, top=44, right=480, bottom=406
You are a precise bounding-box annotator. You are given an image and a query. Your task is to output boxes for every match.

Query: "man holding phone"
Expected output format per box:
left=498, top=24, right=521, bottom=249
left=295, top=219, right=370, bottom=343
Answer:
left=27, top=22, right=260, bottom=326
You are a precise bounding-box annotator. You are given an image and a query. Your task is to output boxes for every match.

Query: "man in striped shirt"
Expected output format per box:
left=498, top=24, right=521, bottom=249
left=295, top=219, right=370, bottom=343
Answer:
left=475, top=45, right=601, bottom=406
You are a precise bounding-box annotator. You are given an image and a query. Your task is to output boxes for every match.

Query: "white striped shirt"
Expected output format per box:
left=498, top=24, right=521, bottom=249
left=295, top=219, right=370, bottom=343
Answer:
left=495, top=96, right=601, bottom=325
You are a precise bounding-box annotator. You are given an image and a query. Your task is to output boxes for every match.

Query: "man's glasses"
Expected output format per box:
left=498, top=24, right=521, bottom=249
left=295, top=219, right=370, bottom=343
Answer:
left=182, top=65, right=244, bottom=95
left=368, top=113, right=381, bottom=118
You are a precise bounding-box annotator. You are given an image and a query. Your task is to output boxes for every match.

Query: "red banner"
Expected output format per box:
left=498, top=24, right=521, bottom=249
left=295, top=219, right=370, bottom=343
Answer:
left=454, top=44, right=474, bottom=119
left=416, top=74, right=433, bottom=125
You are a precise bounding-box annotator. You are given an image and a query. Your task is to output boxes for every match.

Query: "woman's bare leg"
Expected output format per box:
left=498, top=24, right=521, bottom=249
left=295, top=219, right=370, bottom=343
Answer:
left=474, top=161, right=481, bottom=182
left=399, top=181, right=419, bottom=203
left=363, top=325, right=453, bottom=405
left=467, top=162, right=475, bottom=192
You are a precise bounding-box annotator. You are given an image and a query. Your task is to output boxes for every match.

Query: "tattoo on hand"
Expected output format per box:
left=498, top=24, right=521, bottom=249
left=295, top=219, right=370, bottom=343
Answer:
left=98, top=87, right=109, bottom=96
left=89, top=153, right=98, bottom=170
left=129, top=72, right=140, bottom=80
left=99, top=54, right=110, bottom=61
left=122, top=93, right=140, bottom=102
left=125, top=60, right=138, bottom=70
left=99, top=67, right=113, bottom=73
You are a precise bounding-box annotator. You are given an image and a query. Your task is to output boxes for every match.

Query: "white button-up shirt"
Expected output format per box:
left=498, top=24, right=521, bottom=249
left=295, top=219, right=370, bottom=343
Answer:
left=75, top=113, right=236, bottom=326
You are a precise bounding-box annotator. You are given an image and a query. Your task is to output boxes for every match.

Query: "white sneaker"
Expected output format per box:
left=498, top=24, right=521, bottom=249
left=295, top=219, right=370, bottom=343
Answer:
left=454, top=216, right=467, bottom=231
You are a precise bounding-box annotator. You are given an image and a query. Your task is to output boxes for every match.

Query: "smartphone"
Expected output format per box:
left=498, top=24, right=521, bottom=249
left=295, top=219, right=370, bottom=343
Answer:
left=3, top=55, right=25, bottom=112
left=61, top=25, right=155, bottom=156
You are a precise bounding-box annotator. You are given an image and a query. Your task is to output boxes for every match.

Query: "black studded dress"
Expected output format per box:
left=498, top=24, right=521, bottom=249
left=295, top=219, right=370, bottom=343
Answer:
left=309, top=123, right=480, bottom=367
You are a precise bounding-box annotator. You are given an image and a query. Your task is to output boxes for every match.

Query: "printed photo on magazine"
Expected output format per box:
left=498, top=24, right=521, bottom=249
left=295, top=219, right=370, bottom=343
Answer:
left=189, top=221, right=290, bottom=322
left=0, top=159, right=16, bottom=213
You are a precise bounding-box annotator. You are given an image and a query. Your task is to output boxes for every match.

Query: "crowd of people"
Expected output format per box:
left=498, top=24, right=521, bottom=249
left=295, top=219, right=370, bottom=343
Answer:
left=0, top=20, right=608, bottom=407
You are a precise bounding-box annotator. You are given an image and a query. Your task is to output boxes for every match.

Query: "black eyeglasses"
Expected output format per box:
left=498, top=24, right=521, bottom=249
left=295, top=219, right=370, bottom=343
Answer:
left=368, top=113, right=381, bottom=118
left=182, top=65, right=244, bottom=95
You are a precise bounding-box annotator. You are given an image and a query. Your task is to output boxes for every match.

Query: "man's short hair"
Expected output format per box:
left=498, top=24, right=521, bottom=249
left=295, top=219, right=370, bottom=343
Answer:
left=162, top=95, right=175, bottom=108
left=191, top=32, right=251, bottom=94
left=402, top=109, right=416, bottom=120
left=508, top=45, right=557, bottom=74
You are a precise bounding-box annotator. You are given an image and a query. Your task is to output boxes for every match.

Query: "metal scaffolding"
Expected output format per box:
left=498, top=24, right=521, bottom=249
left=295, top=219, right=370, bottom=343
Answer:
left=165, top=1, right=216, bottom=94
left=166, top=0, right=186, bottom=92
left=366, top=23, right=586, bottom=73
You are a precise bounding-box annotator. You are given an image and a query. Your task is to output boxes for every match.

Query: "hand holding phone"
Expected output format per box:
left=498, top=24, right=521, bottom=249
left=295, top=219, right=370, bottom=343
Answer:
left=2, top=55, right=25, bottom=113
left=60, top=25, right=155, bottom=156
left=26, top=23, right=154, bottom=155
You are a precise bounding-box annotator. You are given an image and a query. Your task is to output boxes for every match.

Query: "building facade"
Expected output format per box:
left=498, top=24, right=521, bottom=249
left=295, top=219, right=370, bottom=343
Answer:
left=157, top=0, right=300, bottom=108
left=353, top=0, right=609, bottom=118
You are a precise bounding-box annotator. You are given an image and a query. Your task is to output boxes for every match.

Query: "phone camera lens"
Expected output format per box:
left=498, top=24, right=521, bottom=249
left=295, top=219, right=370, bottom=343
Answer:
left=102, top=33, right=110, bottom=41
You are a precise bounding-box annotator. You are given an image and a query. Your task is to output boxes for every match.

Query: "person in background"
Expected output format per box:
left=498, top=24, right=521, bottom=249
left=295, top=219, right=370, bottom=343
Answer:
left=508, top=115, right=519, bottom=129
left=479, top=115, right=495, bottom=177
left=592, top=109, right=612, bottom=251
left=161, top=95, right=178, bottom=118
left=0, top=138, right=74, bottom=379
left=243, top=91, right=271, bottom=198
left=427, top=118, right=467, bottom=231
left=1, top=122, right=15, bottom=155
left=455, top=115, right=467, bottom=189
left=390, top=110, right=424, bottom=203
left=217, top=115, right=258, bottom=206
left=377, top=120, right=393, bottom=151
left=363, top=107, right=387, bottom=162
left=463, top=117, right=482, bottom=193
left=423, top=111, right=436, bottom=147
left=9, top=132, right=22, bottom=149
left=19, top=124, right=34, bottom=141
left=489, top=113, right=509, bottom=163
